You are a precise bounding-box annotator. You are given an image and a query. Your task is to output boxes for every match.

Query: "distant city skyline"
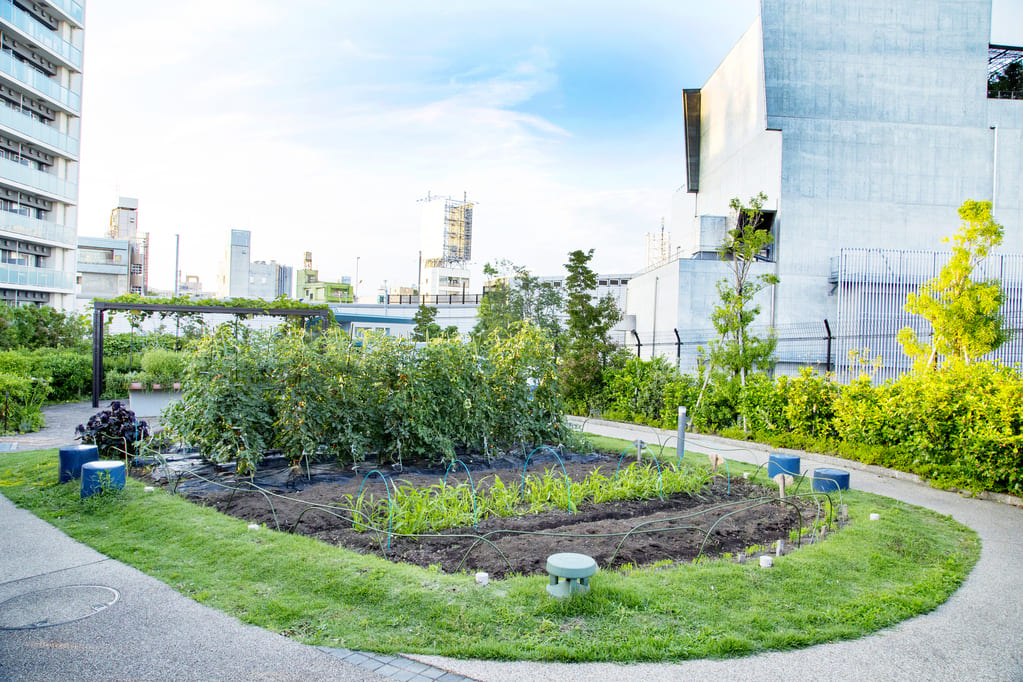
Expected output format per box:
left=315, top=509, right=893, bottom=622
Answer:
left=77, top=1, right=1023, bottom=296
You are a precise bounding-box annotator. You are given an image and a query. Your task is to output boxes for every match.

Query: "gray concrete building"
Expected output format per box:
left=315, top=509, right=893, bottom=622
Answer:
left=75, top=235, right=128, bottom=308
left=627, top=0, right=1023, bottom=379
left=0, top=0, right=84, bottom=309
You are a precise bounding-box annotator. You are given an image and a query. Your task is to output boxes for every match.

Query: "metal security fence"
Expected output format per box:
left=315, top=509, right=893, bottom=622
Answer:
left=627, top=247, right=1023, bottom=383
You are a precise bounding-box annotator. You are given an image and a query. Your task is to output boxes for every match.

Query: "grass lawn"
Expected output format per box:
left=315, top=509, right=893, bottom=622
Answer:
left=0, top=438, right=979, bottom=662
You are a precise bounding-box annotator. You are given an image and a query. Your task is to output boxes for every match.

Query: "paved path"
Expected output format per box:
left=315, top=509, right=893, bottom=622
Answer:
left=0, top=402, right=472, bottom=682
left=2, top=406, right=1022, bottom=680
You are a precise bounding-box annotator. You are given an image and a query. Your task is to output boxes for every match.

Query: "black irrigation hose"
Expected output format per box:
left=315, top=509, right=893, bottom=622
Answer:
left=163, top=459, right=836, bottom=577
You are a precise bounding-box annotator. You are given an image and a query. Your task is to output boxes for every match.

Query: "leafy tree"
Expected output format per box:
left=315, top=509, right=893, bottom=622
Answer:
left=411, top=304, right=443, bottom=341
left=898, top=200, right=1006, bottom=368
left=0, top=304, right=88, bottom=350
left=473, top=260, right=562, bottom=341
left=989, top=59, right=1023, bottom=98
left=699, top=193, right=779, bottom=431
left=562, top=249, right=622, bottom=412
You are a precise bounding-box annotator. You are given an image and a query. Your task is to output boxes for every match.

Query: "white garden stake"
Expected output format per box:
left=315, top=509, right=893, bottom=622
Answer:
left=776, top=539, right=784, bottom=557
left=773, top=473, right=794, bottom=498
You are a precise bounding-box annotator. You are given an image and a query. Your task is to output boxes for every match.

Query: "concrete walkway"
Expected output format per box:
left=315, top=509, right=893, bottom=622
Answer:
left=0, top=402, right=471, bottom=682
left=2, top=405, right=1022, bottom=680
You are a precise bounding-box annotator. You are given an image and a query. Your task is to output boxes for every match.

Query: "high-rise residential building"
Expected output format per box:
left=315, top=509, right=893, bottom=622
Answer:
left=418, top=192, right=473, bottom=298
left=216, top=229, right=293, bottom=300
left=216, top=229, right=251, bottom=298
left=0, top=0, right=84, bottom=309
left=628, top=0, right=1022, bottom=379
left=107, top=197, right=147, bottom=295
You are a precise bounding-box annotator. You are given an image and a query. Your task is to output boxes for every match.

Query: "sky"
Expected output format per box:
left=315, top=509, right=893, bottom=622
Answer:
left=76, top=1, right=1023, bottom=298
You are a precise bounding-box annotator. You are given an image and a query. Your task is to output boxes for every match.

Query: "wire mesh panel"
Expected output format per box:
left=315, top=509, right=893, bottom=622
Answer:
left=834, top=248, right=1023, bottom=383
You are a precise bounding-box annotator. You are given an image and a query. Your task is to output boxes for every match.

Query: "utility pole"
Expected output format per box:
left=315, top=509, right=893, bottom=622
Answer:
left=174, top=234, right=180, bottom=296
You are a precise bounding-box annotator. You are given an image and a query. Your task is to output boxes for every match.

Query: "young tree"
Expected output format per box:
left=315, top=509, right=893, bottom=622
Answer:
left=472, top=260, right=562, bottom=341
left=562, top=249, right=622, bottom=411
left=700, top=193, right=779, bottom=430
left=898, top=200, right=1006, bottom=368
left=411, top=304, right=442, bottom=341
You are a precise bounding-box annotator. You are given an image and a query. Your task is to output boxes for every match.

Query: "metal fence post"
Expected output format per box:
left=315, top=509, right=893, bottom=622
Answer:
left=824, top=318, right=833, bottom=374
left=677, top=406, right=688, bottom=458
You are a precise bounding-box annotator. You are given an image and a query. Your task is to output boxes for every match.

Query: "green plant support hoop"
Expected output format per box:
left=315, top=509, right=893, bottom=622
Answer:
left=442, top=459, right=480, bottom=531
left=615, top=444, right=665, bottom=500
left=357, top=470, right=395, bottom=549
left=521, top=446, right=574, bottom=513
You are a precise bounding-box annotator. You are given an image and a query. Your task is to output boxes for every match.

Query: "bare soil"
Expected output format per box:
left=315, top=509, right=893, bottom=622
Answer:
left=163, top=456, right=816, bottom=579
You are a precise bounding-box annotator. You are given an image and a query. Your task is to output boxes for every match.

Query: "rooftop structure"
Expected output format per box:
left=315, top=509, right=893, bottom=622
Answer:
left=418, top=192, right=473, bottom=297
left=628, top=0, right=1023, bottom=378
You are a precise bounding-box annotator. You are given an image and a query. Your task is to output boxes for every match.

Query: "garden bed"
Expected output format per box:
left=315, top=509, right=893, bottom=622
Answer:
left=141, top=452, right=818, bottom=579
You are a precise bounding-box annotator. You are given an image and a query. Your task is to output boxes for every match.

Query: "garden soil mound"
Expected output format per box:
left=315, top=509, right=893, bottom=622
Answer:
left=143, top=453, right=817, bottom=579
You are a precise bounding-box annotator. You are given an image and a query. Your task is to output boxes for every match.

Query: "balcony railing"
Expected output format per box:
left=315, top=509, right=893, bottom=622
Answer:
left=43, top=0, right=84, bottom=27
left=0, top=156, right=76, bottom=201
left=383, top=294, right=483, bottom=305
left=0, top=262, right=75, bottom=290
left=0, top=0, right=82, bottom=70
left=0, top=211, right=74, bottom=244
left=0, top=102, right=78, bottom=157
left=0, top=50, right=80, bottom=113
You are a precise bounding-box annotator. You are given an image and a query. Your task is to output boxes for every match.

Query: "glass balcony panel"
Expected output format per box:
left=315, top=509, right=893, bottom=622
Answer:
left=0, top=101, right=78, bottom=156
left=0, top=156, right=76, bottom=201
left=0, top=1, right=83, bottom=69
left=0, top=262, right=74, bottom=290
left=43, top=0, right=83, bottom=26
left=0, top=211, right=74, bottom=244
left=0, top=50, right=80, bottom=113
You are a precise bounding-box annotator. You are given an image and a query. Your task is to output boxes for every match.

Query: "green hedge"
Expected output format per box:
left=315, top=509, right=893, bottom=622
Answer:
left=599, top=357, right=1023, bottom=496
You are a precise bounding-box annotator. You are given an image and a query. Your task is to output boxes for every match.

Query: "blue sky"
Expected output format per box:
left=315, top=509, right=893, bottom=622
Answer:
left=77, top=1, right=1023, bottom=296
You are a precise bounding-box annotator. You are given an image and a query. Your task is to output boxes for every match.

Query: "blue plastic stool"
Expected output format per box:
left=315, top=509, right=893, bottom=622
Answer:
left=768, top=453, right=800, bottom=479
left=812, top=468, right=850, bottom=493
left=59, top=444, right=98, bottom=483
left=81, top=461, right=126, bottom=498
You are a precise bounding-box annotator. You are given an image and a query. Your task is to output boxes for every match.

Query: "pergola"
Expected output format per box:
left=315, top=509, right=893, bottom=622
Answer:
left=90, top=300, right=332, bottom=407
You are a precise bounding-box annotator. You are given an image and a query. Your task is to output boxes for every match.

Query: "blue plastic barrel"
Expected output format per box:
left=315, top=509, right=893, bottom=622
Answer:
left=767, top=453, right=800, bottom=479
left=81, top=461, right=126, bottom=498
left=58, top=444, right=98, bottom=483
left=812, top=468, right=850, bottom=493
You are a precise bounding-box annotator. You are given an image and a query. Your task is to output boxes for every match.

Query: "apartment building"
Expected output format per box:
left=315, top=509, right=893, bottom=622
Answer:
left=0, top=0, right=84, bottom=309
